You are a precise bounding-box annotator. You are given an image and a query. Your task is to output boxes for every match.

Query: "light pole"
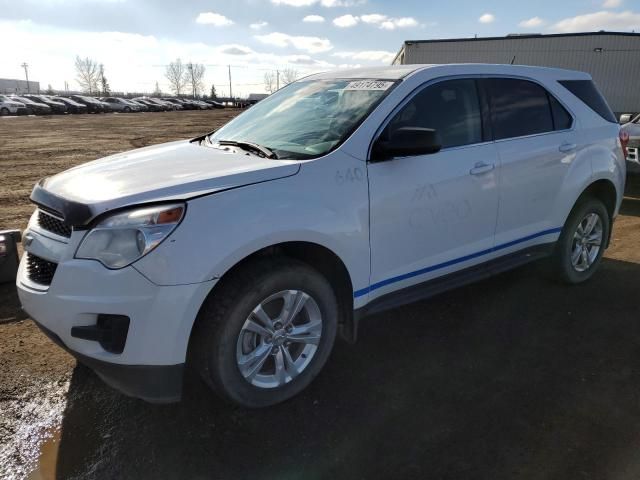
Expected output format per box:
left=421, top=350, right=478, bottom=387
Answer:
left=21, top=62, right=30, bottom=93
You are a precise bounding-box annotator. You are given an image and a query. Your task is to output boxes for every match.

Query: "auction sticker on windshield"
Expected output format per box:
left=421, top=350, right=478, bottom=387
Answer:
left=344, top=80, right=394, bottom=91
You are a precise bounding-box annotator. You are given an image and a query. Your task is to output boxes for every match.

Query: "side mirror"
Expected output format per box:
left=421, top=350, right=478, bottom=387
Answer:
left=372, top=127, right=442, bottom=162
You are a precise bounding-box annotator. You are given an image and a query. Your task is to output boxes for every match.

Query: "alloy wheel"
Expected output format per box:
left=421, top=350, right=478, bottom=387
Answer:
left=235, top=290, right=322, bottom=389
left=571, top=212, right=603, bottom=272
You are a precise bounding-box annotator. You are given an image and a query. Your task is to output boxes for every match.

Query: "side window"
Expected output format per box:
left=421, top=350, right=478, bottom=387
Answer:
left=387, top=79, right=483, bottom=149
left=486, top=78, right=553, bottom=140
left=549, top=94, right=573, bottom=130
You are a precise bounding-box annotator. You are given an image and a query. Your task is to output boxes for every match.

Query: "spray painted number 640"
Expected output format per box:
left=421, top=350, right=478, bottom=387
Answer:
left=335, top=168, right=364, bottom=185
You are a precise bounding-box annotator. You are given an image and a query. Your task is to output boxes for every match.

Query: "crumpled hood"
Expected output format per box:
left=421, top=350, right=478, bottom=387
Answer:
left=34, top=139, right=300, bottom=225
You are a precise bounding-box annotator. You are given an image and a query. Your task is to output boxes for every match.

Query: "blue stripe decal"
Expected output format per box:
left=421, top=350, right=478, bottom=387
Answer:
left=353, top=227, right=562, bottom=298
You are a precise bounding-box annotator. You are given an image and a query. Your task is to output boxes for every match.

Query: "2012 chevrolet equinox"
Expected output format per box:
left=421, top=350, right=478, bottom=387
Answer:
left=17, top=64, right=626, bottom=407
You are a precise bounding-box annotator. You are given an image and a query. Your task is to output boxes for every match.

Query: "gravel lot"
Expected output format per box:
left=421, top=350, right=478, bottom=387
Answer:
left=1, top=112, right=640, bottom=479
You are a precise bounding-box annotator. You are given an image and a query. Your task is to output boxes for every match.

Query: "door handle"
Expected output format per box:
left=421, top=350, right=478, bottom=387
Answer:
left=559, top=143, right=577, bottom=153
left=469, top=162, right=495, bottom=175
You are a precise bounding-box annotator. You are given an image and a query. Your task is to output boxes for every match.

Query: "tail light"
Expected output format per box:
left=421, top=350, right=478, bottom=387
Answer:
left=620, top=129, right=630, bottom=159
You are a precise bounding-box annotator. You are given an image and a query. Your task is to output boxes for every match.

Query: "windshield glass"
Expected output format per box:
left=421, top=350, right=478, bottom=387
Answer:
left=210, top=78, right=397, bottom=160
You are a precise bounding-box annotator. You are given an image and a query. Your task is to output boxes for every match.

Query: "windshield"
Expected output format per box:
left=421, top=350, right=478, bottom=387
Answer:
left=210, top=78, right=397, bottom=160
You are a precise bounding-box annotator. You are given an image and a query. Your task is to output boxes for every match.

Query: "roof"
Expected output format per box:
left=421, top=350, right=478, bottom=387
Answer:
left=247, top=93, right=269, bottom=101
left=305, top=65, right=423, bottom=81
left=402, top=31, right=640, bottom=46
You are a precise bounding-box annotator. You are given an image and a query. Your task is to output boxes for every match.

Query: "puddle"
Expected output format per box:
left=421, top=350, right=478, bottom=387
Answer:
left=26, top=427, right=61, bottom=480
left=0, top=380, right=69, bottom=480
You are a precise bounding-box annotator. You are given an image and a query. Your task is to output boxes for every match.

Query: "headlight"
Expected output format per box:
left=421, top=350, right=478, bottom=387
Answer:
left=76, top=203, right=185, bottom=269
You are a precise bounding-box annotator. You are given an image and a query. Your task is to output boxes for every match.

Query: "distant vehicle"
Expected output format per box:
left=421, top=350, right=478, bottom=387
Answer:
left=17, top=65, right=625, bottom=407
left=190, top=99, right=211, bottom=110
left=203, top=100, right=225, bottom=109
left=69, top=95, right=104, bottom=113
left=620, top=113, right=635, bottom=124
left=621, top=114, right=640, bottom=174
left=0, top=95, right=28, bottom=115
left=99, top=100, right=114, bottom=113
left=9, top=96, right=52, bottom=115
left=25, top=95, right=68, bottom=114
left=161, top=98, right=185, bottom=110
left=101, top=97, right=139, bottom=113
left=133, top=98, right=165, bottom=112
left=53, top=96, right=88, bottom=114
left=128, top=99, right=149, bottom=112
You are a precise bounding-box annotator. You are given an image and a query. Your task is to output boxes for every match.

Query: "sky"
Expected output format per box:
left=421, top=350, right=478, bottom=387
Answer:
left=1, top=0, right=639, bottom=97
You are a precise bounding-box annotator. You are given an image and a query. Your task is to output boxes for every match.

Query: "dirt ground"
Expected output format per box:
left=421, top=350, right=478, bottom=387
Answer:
left=1, top=112, right=640, bottom=480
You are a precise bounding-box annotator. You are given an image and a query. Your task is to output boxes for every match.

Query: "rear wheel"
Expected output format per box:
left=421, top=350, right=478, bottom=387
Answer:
left=192, top=258, right=338, bottom=408
left=553, top=197, right=610, bottom=284
left=123, top=106, right=131, bottom=113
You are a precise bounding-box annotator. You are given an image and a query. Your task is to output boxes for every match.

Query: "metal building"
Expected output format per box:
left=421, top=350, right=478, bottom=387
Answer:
left=393, top=31, right=640, bottom=115
left=0, top=78, right=40, bottom=95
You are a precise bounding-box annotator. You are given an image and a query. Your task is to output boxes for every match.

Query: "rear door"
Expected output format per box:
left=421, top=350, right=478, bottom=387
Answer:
left=484, top=77, right=577, bottom=248
left=367, top=78, right=500, bottom=300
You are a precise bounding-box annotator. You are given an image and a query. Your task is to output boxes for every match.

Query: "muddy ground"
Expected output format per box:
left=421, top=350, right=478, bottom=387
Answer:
left=1, top=112, right=640, bottom=479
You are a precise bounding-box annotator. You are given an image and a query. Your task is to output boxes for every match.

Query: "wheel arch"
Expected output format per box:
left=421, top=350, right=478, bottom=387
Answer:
left=188, top=241, right=357, bottom=351
left=565, top=178, right=618, bottom=248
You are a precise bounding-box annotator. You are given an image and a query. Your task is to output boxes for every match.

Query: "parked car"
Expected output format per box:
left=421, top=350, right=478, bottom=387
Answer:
left=155, top=98, right=182, bottom=110
left=17, top=65, right=625, bottom=407
left=68, top=95, right=104, bottom=113
left=128, top=99, right=149, bottom=112
left=204, top=100, right=225, bottom=109
left=9, top=96, right=52, bottom=115
left=101, top=97, right=138, bottom=113
left=621, top=114, right=640, bottom=174
left=133, top=98, right=165, bottom=112
left=0, top=95, right=28, bottom=115
left=25, top=95, right=68, bottom=114
left=53, top=96, right=88, bottom=114
left=159, top=98, right=184, bottom=110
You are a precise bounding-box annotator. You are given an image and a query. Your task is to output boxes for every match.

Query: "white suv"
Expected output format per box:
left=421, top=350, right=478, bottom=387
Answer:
left=17, top=65, right=626, bottom=406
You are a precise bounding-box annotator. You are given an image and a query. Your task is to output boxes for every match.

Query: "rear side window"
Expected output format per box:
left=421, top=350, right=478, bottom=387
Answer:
left=486, top=78, right=554, bottom=140
left=559, top=80, right=616, bottom=123
left=549, top=95, right=573, bottom=130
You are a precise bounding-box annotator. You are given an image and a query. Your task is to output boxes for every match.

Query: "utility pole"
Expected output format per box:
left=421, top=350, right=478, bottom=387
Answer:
left=276, top=70, right=280, bottom=91
left=64, top=81, right=69, bottom=93
left=21, top=62, right=30, bottom=93
left=228, top=65, right=232, bottom=102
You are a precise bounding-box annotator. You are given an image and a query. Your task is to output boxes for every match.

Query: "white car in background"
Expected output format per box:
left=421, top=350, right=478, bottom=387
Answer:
left=0, top=95, right=28, bottom=116
left=621, top=114, right=640, bottom=173
left=17, top=64, right=625, bottom=407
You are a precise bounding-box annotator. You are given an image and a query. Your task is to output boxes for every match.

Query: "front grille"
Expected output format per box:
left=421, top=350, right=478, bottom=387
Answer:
left=38, top=210, right=72, bottom=238
left=26, top=253, right=58, bottom=286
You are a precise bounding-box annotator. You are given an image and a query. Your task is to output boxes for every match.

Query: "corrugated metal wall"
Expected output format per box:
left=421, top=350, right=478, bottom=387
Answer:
left=397, top=34, right=640, bottom=114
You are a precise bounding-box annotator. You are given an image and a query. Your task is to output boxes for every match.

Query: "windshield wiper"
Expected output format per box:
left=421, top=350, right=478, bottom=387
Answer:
left=216, top=140, right=278, bottom=159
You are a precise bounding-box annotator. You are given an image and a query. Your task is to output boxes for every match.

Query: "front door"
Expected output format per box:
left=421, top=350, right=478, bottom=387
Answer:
left=367, top=78, right=500, bottom=301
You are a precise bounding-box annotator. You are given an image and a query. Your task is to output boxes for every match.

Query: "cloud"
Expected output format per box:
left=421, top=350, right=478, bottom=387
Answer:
left=249, top=21, right=268, bottom=30
left=479, top=13, right=495, bottom=24
left=303, top=14, right=325, bottom=22
left=332, top=50, right=396, bottom=62
left=333, top=14, right=359, bottom=27
left=603, top=0, right=623, bottom=8
left=219, top=44, right=254, bottom=55
left=271, top=0, right=364, bottom=6
left=254, top=32, right=333, bottom=53
left=518, top=16, right=546, bottom=28
left=551, top=10, right=640, bottom=32
left=195, top=12, right=234, bottom=27
left=334, top=13, right=418, bottom=29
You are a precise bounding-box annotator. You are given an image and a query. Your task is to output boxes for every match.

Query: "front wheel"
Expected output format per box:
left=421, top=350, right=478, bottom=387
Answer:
left=553, top=197, right=610, bottom=284
left=0, top=107, right=9, bottom=116
left=192, top=258, right=338, bottom=408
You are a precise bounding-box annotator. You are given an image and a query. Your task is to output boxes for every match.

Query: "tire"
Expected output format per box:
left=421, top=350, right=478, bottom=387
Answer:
left=0, top=107, right=9, bottom=116
left=124, top=106, right=131, bottom=113
left=553, top=196, right=610, bottom=284
left=191, top=257, right=338, bottom=408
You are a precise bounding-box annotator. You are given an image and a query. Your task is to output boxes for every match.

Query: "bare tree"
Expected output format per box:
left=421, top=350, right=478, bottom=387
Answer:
left=264, top=71, right=277, bottom=93
left=281, top=68, right=299, bottom=86
left=99, top=64, right=110, bottom=95
left=185, top=62, right=206, bottom=98
left=165, top=58, right=187, bottom=96
left=75, top=56, right=100, bottom=94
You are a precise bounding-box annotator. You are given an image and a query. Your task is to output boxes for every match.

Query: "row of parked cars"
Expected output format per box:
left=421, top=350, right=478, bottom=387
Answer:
left=0, top=94, right=225, bottom=116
